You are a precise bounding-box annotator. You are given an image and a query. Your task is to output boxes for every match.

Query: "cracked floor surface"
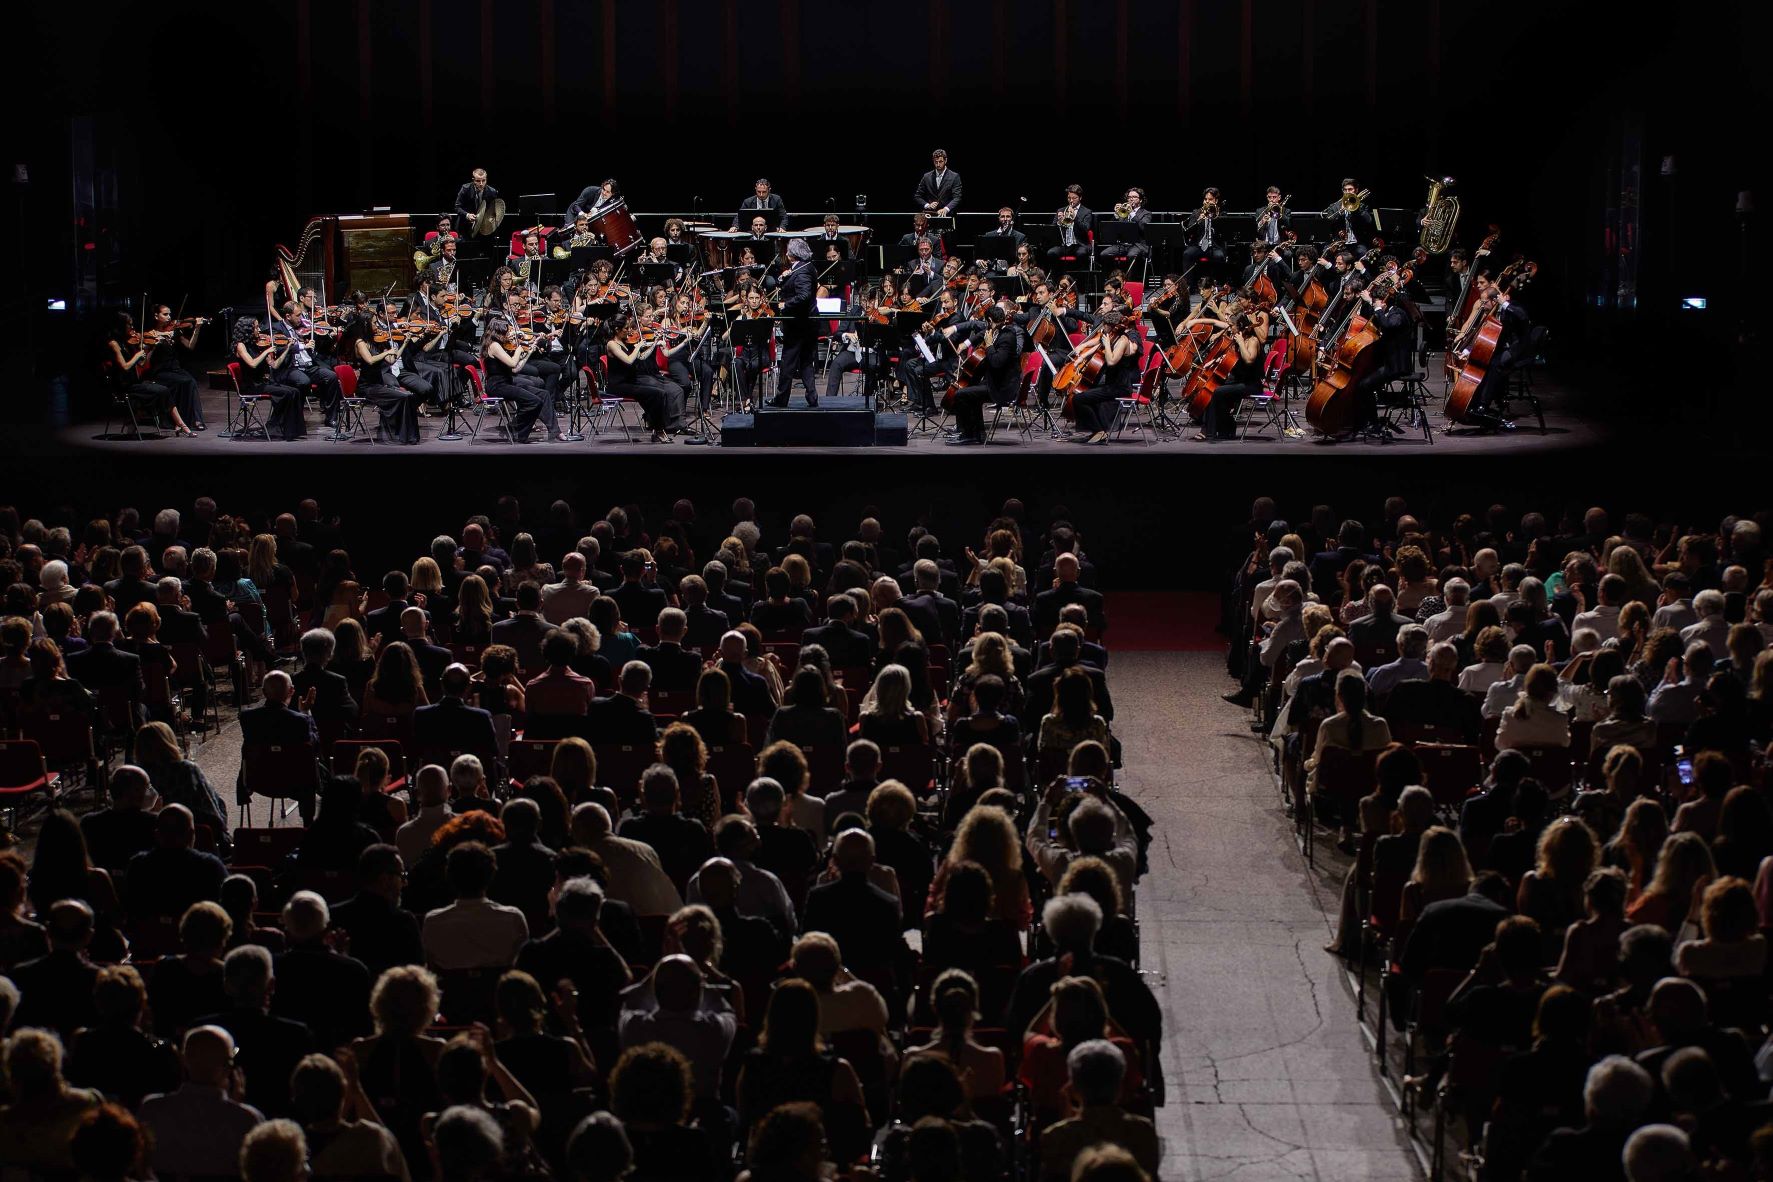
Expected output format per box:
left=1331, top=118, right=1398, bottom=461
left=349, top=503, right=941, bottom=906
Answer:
left=1115, top=652, right=1421, bottom=1181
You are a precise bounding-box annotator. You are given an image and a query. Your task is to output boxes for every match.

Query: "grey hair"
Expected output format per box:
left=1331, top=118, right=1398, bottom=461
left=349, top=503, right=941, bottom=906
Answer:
left=554, top=876, right=605, bottom=925
left=39, top=560, right=68, bottom=591
left=786, top=237, right=813, bottom=262
left=1398, top=624, right=1430, bottom=659
left=1041, top=892, right=1103, bottom=946
left=281, top=890, right=329, bottom=940
left=300, top=628, right=336, bottom=665
left=1066, top=1038, right=1128, bottom=1105
left=1443, top=578, right=1470, bottom=604
left=745, top=777, right=785, bottom=822
left=449, top=753, right=484, bottom=793
left=1428, top=641, right=1460, bottom=675
left=1583, top=1054, right=1654, bottom=1125
left=154, top=508, right=181, bottom=534
left=1694, top=588, right=1726, bottom=617
left=1508, top=644, right=1537, bottom=673
left=432, top=1106, right=505, bottom=1182
left=1622, top=1124, right=1692, bottom=1182
left=223, top=943, right=274, bottom=1002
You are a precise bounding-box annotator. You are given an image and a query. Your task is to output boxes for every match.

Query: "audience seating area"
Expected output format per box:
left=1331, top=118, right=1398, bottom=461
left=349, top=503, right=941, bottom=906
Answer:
left=1224, top=495, right=1773, bottom=1180
left=0, top=493, right=1159, bottom=1182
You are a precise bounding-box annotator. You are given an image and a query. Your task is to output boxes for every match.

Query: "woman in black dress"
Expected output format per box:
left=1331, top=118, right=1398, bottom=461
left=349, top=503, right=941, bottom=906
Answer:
left=603, top=312, right=680, bottom=443
left=479, top=316, right=548, bottom=441
left=1199, top=306, right=1270, bottom=442
left=341, top=315, right=421, bottom=444
left=1069, top=310, right=1139, bottom=445
left=103, top=313, right=191, bottom=435
left=230, top=317, right=305, bottom=440
left=145, top=304, right=208, bottom=429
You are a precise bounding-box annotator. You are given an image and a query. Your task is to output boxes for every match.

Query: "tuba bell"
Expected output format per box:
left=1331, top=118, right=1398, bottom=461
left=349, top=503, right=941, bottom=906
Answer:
left=1419, top=176, right=1460, bottom=255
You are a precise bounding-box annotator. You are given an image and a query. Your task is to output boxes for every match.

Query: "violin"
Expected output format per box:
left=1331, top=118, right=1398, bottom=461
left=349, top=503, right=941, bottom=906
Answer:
left=254, top=331, right=293, bottom=350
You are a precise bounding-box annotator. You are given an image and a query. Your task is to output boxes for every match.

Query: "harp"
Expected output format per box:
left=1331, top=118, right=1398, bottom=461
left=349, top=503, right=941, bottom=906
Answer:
left=275, top=216, right=331, bottom=302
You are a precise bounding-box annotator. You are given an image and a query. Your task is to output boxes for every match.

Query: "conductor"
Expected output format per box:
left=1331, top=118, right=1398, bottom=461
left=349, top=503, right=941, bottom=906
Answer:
left=768, top=239, right=819, bottom=409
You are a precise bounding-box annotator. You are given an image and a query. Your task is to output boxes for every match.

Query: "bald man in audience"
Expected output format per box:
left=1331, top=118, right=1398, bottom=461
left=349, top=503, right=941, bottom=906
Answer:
left=237, top=671, right=322, bottom=822
left=141, top=1025, right=264, bottom=1178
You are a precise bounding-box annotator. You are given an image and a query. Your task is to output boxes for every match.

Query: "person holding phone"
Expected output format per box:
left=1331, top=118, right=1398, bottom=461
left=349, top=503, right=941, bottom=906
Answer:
left=1025, top=774, right=1139, bottom=900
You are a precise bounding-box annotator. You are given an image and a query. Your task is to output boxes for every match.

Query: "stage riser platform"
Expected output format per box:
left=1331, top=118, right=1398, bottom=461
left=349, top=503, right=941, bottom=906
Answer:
left=720, top=398, right=907, bottom=447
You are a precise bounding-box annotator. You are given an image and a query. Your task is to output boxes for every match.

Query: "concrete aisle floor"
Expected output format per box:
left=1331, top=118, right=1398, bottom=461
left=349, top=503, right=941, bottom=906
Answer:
left=1115, top=651, right=1420, bottom=1181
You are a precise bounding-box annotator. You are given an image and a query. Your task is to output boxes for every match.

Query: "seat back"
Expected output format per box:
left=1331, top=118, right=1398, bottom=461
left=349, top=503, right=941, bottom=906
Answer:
left=648, top=689, right=695, bottom=720
left=233, top=825, right=306, bottom=867
left=0, top=740, right=54, bottom=797
left=15, top=703, right=96, bottom=770
left=1414, top=743, right=1485, bottom=810
left=334, top=363, right=358, bottom=397
left=331, top=738, right=409, bottom=789
left=798, top=744, right=846, bottom=795
left=437, top=966, right=500, bottom=1025
left=1517, top=744, right=1574, bottom=793
left=593, top=742, right=658, bottom=804
left=227, top=361, right=244, bottom=393
left=506, top=739, right=562, bottom=787
left=881, top=744, right=937, bottom=796
left=1315, top=745, right=1380, bottom=813
left=241, top=740, right=319, bottom=800
left=707, top=744, right=756, bottom=812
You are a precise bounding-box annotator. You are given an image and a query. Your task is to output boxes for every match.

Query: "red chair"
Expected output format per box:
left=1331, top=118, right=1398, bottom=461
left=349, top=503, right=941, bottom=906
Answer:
left=506, top=739, right=561, bottom=788
left=707, top=744, right=756, bottom=813
left=330, top=362, right=365, bottom=440
left=14, top=703, right=100, bottom=795
left=593, top=742, right=658, bottom=805
left=1415, top=743, right=1485, bottom=812
left=357, top=712, right=417, bottom=754
left=239, top=740, right=320, bottom=826
left=881, top=744, right=937, bottom=797
left=460, top=363, right=517, bottom=442
left=1515, top=744, right=1575, bottom=796
left=0, top=739, right=61, bottom=824
left=201, top=619, right=246, bottom=705
left=448, top=643, right=486, bottom=669
left=234, top=825, right=307, bottom=867
left=1309, top=746, right=1381, bottom=866
left=331, top=739, right=409, bottom=794
left=798, top=744, right=846, bottom=795
left=648, top=690, right=695, bottom=720
left=227, top=361, right=271, bottom=439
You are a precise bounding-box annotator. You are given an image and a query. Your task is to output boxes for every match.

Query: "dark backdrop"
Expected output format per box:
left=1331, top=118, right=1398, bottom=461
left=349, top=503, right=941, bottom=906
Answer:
left=6, top=0, right=1768, bottom=417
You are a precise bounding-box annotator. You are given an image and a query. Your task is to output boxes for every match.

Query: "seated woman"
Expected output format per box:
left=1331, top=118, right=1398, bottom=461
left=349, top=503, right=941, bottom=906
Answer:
left=559, top=617, right=615, bottom=692
left=907, top=969, right=1006, bottom=1104
left=684, top=668, right=747, bottom=751
left=1399, top=825, right=1474, bottom=927
left=589, top=597, right=638, bottom=669
left=1675, top=876, right=1767, bottom=981
left=103, top=312, right=191, bottom=435
left=133, top=721, right=229, bottom=848
left=361, top=640, right=429, bottom=723
left=865, top=782, right=933, bottom=931
left=859, top=664, right=931, bottom=749
left=1554, top=866, right=1630, bottom=994
left=229, top=316, right=305, bottom=440
left=875, top=1055, right=1005, bottom=1182
left=947, top=674, right=1022, bottom=765
left=948, top=633, right=1024, bottom=726
left=921, top=859, right=1027, bottom=1007
left=750, top=566, right=814, bottom=634
left=733, top=979, right=869, bottom=1163
left=1496, top=663, right=1571, bottom=751
left=1037, top=666, right=1110, bottom=759
left=295, top=776, right=382, bottom=874
left=452, top=575, right=496, bottom=649
left=873, top=608, right=934, bottom=718
left=659, top=723, right=722, bottom=830
left=1016, top=975, right=1144, bottom=1124
left=1059, top=856, right=1139, bottom=966
left=1516, top=817, right=1599, bottom=962
left=766, top=665, right=847, bottom=752
left=119, top=603, right=177, bottom=722
left=469, top=643, right=526, bottom=720
left=787, top=932, right=895, bottom=1062
left=1305, top=670, right=1393, bottom=807
left=328, top=618, right=377, bottom=704
left=926, top=805, right=1031, bottom=929
left=606, top=1043, right=725, bottom=1182
left=1624, top=830, right=1715, bottom=937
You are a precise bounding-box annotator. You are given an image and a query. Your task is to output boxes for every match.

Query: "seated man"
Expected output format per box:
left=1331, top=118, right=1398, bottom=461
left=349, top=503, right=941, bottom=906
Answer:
left=80, top=763, right=161, bottom=875
left=236, top=670, right=322, bottom=823
left=587, top=661, right=661, bottom=747
left=615, top=952, right=737, bottom=1106
left=291, top=627, right=359, bottom=728
left=413, top=663, right=500, bottom=767
left=125, top=805, right=227, bottom=924
left=1383, top=641, right=1483, bottom=743
left=421, top=840, right=530, bottom=971
left=1038, top=1040, right=1161, bottom=1182
left=490, top=581, right=550, bottom=671
left=638, top=607, right=704, bottom=693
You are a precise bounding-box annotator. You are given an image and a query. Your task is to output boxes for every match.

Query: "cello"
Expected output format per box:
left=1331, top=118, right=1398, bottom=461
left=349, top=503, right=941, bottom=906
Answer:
left=1303, top=301, right=1383, bottom=436
left=1445, top=260, right=1535, bottom=423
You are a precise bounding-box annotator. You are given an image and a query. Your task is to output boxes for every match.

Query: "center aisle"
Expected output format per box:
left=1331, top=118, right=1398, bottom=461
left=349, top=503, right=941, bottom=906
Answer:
left=1113, top=651, right=1420, bottom=1181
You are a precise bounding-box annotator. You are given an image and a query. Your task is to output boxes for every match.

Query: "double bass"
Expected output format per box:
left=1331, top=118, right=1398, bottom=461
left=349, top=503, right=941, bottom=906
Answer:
left=1445, top=259, right=1536, bottom=424
left=1303, top=303, right=1383, bottom=436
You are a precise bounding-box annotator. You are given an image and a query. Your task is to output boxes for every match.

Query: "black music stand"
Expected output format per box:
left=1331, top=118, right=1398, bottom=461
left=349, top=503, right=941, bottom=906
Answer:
left=893, top=310, right=945, bottom=433
left=975, top=233, right=1021, bottom=270
left=519, top=194, right=556, bottom=220
left=1093, top=221, right=1146, bottom=271
left=854, top=319, right=896, bottom=411
left=634, top=262, right=679, bottom=289
left=813, top=259, right=856, bottom=294
left=733, top=207, right=784, bottom=232
left=1141, top=222, right=1186, bottom=274
left=729, top=316, right=774, bottom=408
left=665, top=243, right=696, bottom=266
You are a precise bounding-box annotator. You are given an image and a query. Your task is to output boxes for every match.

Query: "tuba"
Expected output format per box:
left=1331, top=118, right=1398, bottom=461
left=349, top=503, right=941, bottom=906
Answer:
left=1419, top=176, right=1460, bottom=255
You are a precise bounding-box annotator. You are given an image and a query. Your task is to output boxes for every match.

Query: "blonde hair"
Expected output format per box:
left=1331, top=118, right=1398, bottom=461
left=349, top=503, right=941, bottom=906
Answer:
left=947, top=805, right=1023, bottom=894
left=865, top=781, right=917, bottom=830
left=369, top=965, right=441, bottom=1036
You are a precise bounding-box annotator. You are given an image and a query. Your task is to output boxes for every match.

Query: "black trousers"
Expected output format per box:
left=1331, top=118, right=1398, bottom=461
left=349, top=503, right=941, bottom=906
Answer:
left=287, top=365, right=342, bottom=420
left=607, top=376, right=680, bottom=432
left=899, top=356, right=939, bottom=413
left=952, top=384, right=992, bottom=439
left=154, top=365, right=202, bottom=426
left=772, top=328, right=818, bottom=406
left=1352, top=363, right=1407, bottom=429
left=1205, top=380, right=1256, bottom=439
left=490, top=375, right=546, bottom=438
left=1072, top=385, right=1122, bottom=434
left=733, top=350, right=765, bottom=405
left=1183, top=244, right=1227, bottom=279
left=824, top=349, right=882, bottom=400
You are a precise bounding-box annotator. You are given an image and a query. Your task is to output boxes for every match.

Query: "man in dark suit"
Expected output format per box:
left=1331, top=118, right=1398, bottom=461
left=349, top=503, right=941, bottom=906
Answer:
left=608, top=552, right=669, bottom=634
left=716, top=632, right=775, bottom=723
left=199, top=943, right=314, bottom=1117
left=186, top=549, right=275, bottom=664
left=639, top=608, right=704, bottom=693
left=901, top=559, right=962, bottom=649
left=767, top=238, right=819, bottom=408
left=152, top=579, right=205, bottom=646
left=802, top=596, right=873, bottom=670
left=490, top=581, right=551, bottom=672
left=619, top=765, right=715, bottom=894
left=105, top=546, right=159, bottom=617
left=802, top=829, right=905, bottom=972
left=1033, top=554, right=1106, bottom=638
left=236, top=671, right=322, bottom=822
left=1033, top=603, right=1108, bottom=670
left=975, top=206, right=1027, bottom=264
left=364, top=571, right=415, bottom=646
left=1394, top=873, right=1513, bottom=995
left=80, top=764, right=162, bottom=875
left=728, top=177, right=788, bottom=232
left=274, top=513, right=317, bottom=581
left=397, top=608, right=453, bottom=699
left=1308, top=520, right=1374, bottom=606
left=9, top=899, right=102, bottom=1039
left=329, top=844, right=424, bottom=981
left=1092, top=186, right=1151, bottom=266
left=1348, top=585, right=1413, bottom=670
left=774, top=516, right=837, bottom=582
left=913, top=148, right=962, bottom=217
left=1035, top=528, right=1098, bottom=590
left=589, top=661, right=661, bottom=747
left=1022, top=630, right=1113, bottom=728
left=66, top=611, right=145, bottom=703
left=125, top=804, right=227, bottom=922
left=1383, top=642, right=1483, bottom=743
left=703, top=562, right=749, bottom=624
left=271, top=891, right=372, bottom=1048
left=678, top=576, right=730, bottom=655
left=414, top=665, right=501, bottom=767
left=960, top=569, right=1034, bottom=650
left=292, top=628, right=359, bottom=728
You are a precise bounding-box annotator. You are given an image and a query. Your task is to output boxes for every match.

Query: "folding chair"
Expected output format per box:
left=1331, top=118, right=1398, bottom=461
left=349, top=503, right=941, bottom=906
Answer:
left=1308, top=746, right=1380, bottom=867
left=233, top=825, right=307, bottom=867
left=329, top=362, right=368, bottom=441
left=239, top=740, right=320, bottom=826
left=881, top=743, right=938, bottom=797
left=331, top=738, right=409, bottom=795
left=1415, top=743, right=1485, bottom=815
left=227, top=361, right=271, bottom=439
left=0, top=739, right=61, bottom=829
left=15, top=703, right=101, bottom=799
left=797, top=744, right=846, bottom=795
left=506, top=739, right=562, bottom=789
left=462, top=364, right=518, bottom=442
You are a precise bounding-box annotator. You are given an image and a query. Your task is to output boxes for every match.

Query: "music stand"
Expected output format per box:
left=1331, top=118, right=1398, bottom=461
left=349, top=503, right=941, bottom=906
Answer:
left=1141, top=222, right=1187, bottom=273
left=665, top=243, right=696, bottom=266
left=891, top=310, right=945, bottom=433
left=812, top=258, right=856, bottom=294
left=733, top=207, right=784, bottom=232
left=975, top=233, right=1021, bottom=270
left=633, top=262, right=679, bottom=289
left=520, top=194, right=556, bottom=219
left=729, top=316, right=774, bottom=408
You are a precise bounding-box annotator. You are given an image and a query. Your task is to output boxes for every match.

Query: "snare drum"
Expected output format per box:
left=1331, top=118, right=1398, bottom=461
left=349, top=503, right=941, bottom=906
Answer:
left=588, top=199, right=642, bottom=254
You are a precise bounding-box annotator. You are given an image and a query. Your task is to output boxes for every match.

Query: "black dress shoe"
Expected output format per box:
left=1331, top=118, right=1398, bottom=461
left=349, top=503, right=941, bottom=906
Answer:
left=767, top=399, right=788, bottom=409
left=1221, top=690, right=1256, bottom=707
left=805, top=398, right=818, bottom=408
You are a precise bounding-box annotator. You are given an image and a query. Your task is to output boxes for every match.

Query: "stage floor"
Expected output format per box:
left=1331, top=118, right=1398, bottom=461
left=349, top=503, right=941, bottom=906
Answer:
left=53, top=374, right=1599, bottom=458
